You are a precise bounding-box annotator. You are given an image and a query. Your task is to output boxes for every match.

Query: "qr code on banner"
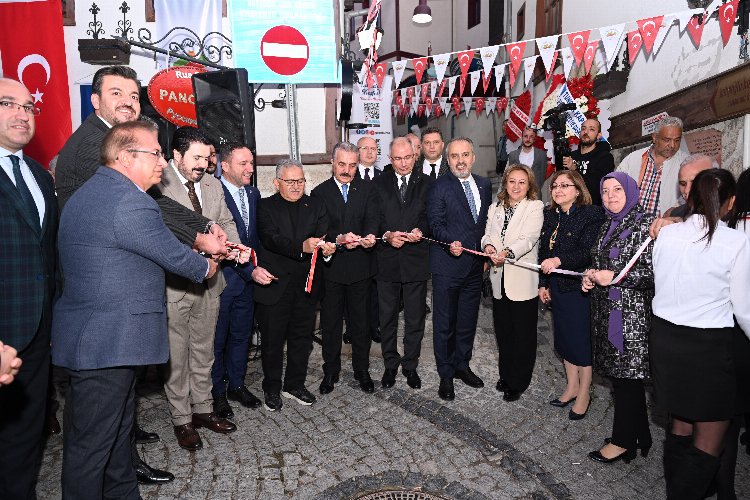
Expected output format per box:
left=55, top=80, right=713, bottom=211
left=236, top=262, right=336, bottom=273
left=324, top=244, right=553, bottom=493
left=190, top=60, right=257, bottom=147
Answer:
left=364, top=102, right=380, bottom=122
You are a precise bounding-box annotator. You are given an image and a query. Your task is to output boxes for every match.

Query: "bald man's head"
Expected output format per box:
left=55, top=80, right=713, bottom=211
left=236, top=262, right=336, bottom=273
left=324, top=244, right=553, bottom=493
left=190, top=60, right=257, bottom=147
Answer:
left=678, top=154, right=718, bottom=201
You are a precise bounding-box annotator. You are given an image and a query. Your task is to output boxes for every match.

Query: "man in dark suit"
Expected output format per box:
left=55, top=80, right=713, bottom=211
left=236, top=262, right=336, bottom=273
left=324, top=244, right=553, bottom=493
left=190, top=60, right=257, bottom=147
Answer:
left=0, top=77, right=59, bottom=500
left=255, top=159, right=335, bottom=411
left=417, top=127, right=449, bottom=179
left=427, top=137, right=492, bottom=401
left=375, top=137, right=432, bottom=390
left=212, top=142, right=275, bottom=418
left=52, top=121, right=214, bottom=499
left=312, top=142, right=378, bottom=394
left=507, top=126, right=548, bottom=191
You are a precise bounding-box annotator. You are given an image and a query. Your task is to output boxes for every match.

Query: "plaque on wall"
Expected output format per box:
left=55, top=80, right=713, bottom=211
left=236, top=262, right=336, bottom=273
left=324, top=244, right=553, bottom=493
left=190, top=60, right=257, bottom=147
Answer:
left=684, top=128, right=722, bottom=166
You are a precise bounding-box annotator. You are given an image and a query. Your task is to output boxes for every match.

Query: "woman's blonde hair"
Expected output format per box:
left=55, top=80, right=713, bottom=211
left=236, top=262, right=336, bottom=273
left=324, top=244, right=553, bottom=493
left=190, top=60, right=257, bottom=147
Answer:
left=497, top=163, right=538, bottom=206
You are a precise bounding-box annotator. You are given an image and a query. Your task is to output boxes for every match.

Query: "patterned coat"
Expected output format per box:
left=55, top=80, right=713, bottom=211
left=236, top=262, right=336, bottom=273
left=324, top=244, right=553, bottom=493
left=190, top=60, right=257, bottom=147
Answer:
left=590, top=205, right=655, bottom=379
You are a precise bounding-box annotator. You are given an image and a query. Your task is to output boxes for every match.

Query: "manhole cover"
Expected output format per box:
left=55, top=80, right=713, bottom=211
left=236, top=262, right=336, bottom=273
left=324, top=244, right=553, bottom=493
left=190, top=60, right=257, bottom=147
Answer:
left=355, top=490, right=449, bottom=500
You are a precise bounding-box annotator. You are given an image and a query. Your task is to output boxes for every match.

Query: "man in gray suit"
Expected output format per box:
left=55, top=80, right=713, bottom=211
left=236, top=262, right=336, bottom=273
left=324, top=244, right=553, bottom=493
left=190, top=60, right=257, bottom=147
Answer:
left=507, top=126, right=548, bottom=188
left=52, top=121, right=215, bottom=499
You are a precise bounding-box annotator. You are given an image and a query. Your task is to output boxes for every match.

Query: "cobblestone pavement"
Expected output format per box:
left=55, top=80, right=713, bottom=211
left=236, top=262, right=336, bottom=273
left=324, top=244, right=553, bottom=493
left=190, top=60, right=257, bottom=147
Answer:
left=37, top=299, right=750, bottom=499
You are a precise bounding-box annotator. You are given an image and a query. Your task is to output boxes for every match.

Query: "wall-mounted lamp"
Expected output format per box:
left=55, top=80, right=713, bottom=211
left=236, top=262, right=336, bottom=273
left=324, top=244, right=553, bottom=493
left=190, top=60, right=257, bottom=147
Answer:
left=413, top=0, right=432, bottom=24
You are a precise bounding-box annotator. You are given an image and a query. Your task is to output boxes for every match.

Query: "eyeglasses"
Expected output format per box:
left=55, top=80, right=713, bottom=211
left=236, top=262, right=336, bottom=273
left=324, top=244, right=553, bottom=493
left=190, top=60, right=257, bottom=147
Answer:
left=127, top=149, right=164, bottom=159
left=551, top=183, right=575, bottom=190
left=359, top=146, right=377, bottom=152
left=276, top=177, right=306, bottom=186
left=390, top=154, right=414, bottom=163
left=0, top=100, right=40, bottom=116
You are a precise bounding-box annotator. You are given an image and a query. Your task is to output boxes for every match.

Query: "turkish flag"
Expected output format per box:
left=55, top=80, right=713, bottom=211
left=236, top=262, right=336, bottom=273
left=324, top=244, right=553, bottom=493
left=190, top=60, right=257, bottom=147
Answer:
left=475, top=98, right=485, bottom=117
left=718, top=0, right=739, bottom=46
left=628, top=30, right=643, bottom=66
left=504, top=42, right=526, bottom=77
left=413, top=57, right=428, bottom=84
left=0, top=0, right=72, bottom=168
left=456, top=50, right=474, bottom=78
left=686, top=14, right=706, bottom=48
left=567, top=30, right=591, bottom=66
left=637, top=16, right=663, bottom=55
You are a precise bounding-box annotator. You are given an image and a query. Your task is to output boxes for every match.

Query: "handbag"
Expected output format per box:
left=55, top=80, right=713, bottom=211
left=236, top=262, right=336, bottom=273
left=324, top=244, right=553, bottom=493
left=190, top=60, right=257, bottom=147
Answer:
left=481, top=269, right=493, bottom=298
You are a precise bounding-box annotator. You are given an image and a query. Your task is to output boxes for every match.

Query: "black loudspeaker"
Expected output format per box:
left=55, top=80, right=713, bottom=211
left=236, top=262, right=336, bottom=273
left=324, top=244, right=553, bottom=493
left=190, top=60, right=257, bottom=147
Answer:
left=139, top=87, right=176, bottom=156
left=192, top=69, right=255, bottom=151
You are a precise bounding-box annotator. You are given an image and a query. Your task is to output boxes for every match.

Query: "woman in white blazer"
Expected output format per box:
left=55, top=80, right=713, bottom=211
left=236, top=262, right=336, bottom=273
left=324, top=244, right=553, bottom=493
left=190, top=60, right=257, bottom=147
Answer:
left=481, top=164, right=544, bottom=402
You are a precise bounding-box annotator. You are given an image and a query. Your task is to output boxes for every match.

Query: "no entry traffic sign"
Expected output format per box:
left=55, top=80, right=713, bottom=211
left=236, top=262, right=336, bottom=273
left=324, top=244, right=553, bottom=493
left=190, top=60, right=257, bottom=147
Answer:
left=260, top=25, right=309, bottom=76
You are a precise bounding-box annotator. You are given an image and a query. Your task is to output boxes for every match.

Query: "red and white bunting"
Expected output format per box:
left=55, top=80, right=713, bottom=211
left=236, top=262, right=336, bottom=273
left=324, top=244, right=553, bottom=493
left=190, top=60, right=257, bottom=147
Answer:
left=475, top=97, right=485, bottom=117
left=392, top=60, right=406, bottom=88
left=536, top=35, right=559, bottom=76
left=424, top=102, right=431, bottom=118
left=480, top=45, right=500, bottom=77
left=417, top=103, right=425, bottom=117
left=628, top=30, right=643, bottom=65
left=470, top=70, right=481, bottom=94
left=410, top=101, right=418, bottom=116
left=406, top=86, right=415, bottom=105
left=637, top=16, right=663, bottom=55
left=413, top=84, right=421, bottom=104
left=448, top=75, right=458, bottom=97
left=438, top=97, right=450, bottom=115
left=560, top=47, right=575, bottom=79
left=482, top=71, right=492, bottom=93
left=505, top=41, right=526, bottom=77
left=438, top=79, right=447, bottom=98
left=598, top=23, right=626, bottom=71
left=583, top=40, right=599, bottom=74
left=452, top=96, right=461, bottom=115
left=434, top=103, right=443, bottom=117
left=676, top=8, right=704, bottom=33
left=374, top=62, right=387, bottom=89
left=394, top=91, right=402, bottom=107
left=421, top=83, right=429, bottom=102
left=462, top=97, right=472, bottom=117
left=432, top=52, right=451, bottom=83
left=508, top=63, right=519, bottom=89
left=456, top=49, right=475, bottom=78
left=567, top=30, right=591, bottom=65
left=494, top=64, right=507, bottom=91
left=719, top=0, right=739, bottom=46
left=652, top=15, right=675, bottom=57
left=685, top=12, right=706, bottom=48
left=430, top=81, right=437, bottom=99
left=546, top=51, right=559, bottom=81
left=459, top=74, right=467, bottom=96
left=523, top=56, right=538, bottom=87
left=496, top=97, right=509, bottom=115
left=487, top=97, right=497, bottom=116
left=413, top=57, right=428, bottom=84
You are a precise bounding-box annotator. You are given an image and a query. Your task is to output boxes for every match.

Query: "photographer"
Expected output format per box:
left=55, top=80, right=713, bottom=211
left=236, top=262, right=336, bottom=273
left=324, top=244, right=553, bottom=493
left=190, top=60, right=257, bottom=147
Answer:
left=562, top=118, right=614, bottom=205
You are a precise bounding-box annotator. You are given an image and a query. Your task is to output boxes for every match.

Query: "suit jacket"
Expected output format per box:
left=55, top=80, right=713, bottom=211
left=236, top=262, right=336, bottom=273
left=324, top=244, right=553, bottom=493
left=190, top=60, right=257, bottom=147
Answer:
left=0, top=155, right=58, bottom=351
left=416, top=154, right=449, bottom=178
left=52, top=167, right=208, bottom=370
left=427, top=171, right=492, bottom=278
left=55, top=113, right=208, bottom=244
left=355, top=164, right=385, bottom=181
left=220, top=181, right=261, bottom=297
left=254, top=193, right=329, bottom=305
left=155, top=164, right=240, bottom=301
left=373, top=170, right=432, bottom=283
left=481, top=198, right=544, bottom=301
left=311, top=177, right=378, bottom=284
left=508, top=147, right=548, bottom=188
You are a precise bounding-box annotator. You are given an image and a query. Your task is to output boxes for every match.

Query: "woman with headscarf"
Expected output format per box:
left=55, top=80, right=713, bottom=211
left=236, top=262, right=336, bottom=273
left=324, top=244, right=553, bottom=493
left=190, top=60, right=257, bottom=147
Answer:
left=582, top=172, right=655, bottom=464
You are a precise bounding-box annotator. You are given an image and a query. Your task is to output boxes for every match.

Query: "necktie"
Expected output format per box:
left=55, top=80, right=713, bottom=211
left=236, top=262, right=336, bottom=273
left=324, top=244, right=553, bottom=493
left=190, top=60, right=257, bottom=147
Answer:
left=364, top=168, right=371, bottom=181
left=185, top=181, right=202, bottom=214
left=462, top=180, right=478, bottom=223
left=238, top=187, right=249, bottom=232
left=342, top=183, right=348, bottom=203
left=8, top=155, right=39, bottom=227
left=430, top=163, right=437, bottom=179
left=399, top=176, right=407, bottom=202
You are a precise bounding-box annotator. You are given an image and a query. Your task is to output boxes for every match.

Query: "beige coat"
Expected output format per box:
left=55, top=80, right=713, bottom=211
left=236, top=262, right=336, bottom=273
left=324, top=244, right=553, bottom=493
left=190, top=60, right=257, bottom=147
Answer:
left=481, top=198, right=544, bottom=301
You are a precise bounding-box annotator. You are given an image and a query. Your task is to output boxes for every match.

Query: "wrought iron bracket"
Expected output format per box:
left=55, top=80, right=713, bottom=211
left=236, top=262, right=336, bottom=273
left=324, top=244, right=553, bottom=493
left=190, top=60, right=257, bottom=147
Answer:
left=135, top=27, right=232, bottom=66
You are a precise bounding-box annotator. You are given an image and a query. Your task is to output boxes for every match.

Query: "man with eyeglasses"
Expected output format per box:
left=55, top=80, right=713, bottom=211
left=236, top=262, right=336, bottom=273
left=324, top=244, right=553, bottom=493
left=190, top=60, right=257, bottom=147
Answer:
left=418, top=127, right=448, bottom=179
left=427, top=137, right=492, bottom=401
left=153, top=127, right=240, bottom=451
left=374, top=137, right=433, bottom=390
left=52, top=120, right=215, bottom=499
left=0, top=77, right=59, bottom=500
left=254, top=159, right=335, bottom=411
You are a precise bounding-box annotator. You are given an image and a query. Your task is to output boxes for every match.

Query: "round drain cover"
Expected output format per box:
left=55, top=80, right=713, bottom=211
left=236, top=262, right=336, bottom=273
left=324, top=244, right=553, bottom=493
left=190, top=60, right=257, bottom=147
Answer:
left=355, top=491, right=449, bottom=500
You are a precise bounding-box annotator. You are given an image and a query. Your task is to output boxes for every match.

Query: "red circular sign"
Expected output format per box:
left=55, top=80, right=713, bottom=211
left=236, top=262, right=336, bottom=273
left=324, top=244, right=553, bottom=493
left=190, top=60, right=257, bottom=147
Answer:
left=260, top=25, right=309, bottom=76
left=147, top=64, right=207, bottom=127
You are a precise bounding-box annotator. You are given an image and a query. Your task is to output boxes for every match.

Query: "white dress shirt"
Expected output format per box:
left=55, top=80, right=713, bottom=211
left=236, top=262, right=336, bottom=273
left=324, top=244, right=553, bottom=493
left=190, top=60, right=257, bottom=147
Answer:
left=220, top=176, right=247, bottom=222
left=0, top=147, right=45, bottom=226
left=422, top=156, right=442, bottom=176
left=171, top=160, right=202, bottom=205
left=357, top=164, right=380, bottom=180
left=652, top=215, right=750, bottom=338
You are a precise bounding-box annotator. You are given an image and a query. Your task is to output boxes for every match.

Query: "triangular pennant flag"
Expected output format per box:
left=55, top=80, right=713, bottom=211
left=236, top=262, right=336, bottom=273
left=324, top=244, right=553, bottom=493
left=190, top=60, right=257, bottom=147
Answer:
left=560, top=47, right=575, bottom=79
left=628, top=30, right=643, bottom=66
left=448, top=76, right=458, bottom=97
left=366, top=63, right=375, bottom=89
left=425, top=104, right=432, bottom=118
left=414, top=85, right=422, bottom=105
left=583, top=40, right=599, bottom=74
left=456, top=49, right=475, bottom=78
left=470, top=70, right=481, bottom=94
left=508, top=63, right=519, bottom=89
left=421, top=83, right=429, bottom=101
left=705, top=0, right=724, bottom=16
left=413, top=57, right=428, bottom=84
left=434, top=103, right=442, bottom=117
left=523, top=56, right=538, bottom=87
left=546, top=51, right=559, bottom=81
left=536, top=35, right=559, bottom=76
left=417, top=104, right=425, bottom=117
left=505, top=41, right=526, bottom=76
left=432, top=52, right=451, bottom=83
left=392, top=60, right=407, bottom=88
left=637, top=16, right=664, bottom=55
left=400, top=87, right=408, bottom=104
left=487, top=97, right=497, bottom=116
left=719, top=0, right=739, bottom=46
left=496, top=97, right=508, bottom=114
left=494, top=64, right=507, bottom=91
left=439, top=97, right=449, bottom=115
left=394, top=91, right=402, bottom=107
left=482, top=71, right=492, bottom=93
left=652, top=16, right=674, bottom=57
left=410, top=101, right=418, bottom=117
left=686, top=12, right=706, bottom=48
left=437, top=79, right=446, bottom=98
left=374, top=62, right=388, bottom=89
left=480, top=45, right=500, bottom=77
left=425, top=96, right=433, bottom=114
left=406, top=87, right=415, bottom=105
left=567, top=30, right=591, bottom=65
left=462, top=97, right=472, bottom=117
left=598, top=23, right=626, bottom=70
left=452, top=96, right=461, bottom=115
left=459, top=74, right=467, bottom=96
left=430, top=81, right=437, bottom=99
left=475, top=97, right=485, bottom=117
left=676, top=8, right=705, bottom=33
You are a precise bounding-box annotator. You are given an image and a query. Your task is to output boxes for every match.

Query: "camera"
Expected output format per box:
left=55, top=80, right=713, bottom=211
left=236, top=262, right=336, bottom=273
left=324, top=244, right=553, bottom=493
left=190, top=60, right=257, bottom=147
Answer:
left=542, top=103, right=577, bottom=171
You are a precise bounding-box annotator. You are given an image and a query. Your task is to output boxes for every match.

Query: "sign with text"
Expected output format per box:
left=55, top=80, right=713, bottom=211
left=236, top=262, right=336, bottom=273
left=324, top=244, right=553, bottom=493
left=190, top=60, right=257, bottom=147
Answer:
left=229, top=0, right=338, bottom=83
left=147, top=64, right=207, bottom=127
left=641, top=111, right=669, bottom=136
left=350, top=76, right=394, bottom=169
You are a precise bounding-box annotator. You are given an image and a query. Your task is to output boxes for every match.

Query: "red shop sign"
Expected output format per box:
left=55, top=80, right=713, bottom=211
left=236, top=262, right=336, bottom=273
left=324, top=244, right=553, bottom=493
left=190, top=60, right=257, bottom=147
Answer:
left=147, top=64, right=207, bottom=127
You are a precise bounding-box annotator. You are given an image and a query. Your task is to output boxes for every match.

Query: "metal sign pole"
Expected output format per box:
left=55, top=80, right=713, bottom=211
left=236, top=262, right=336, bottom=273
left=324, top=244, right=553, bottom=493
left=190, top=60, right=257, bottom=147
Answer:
left=286, top=83, right=300, bottom=160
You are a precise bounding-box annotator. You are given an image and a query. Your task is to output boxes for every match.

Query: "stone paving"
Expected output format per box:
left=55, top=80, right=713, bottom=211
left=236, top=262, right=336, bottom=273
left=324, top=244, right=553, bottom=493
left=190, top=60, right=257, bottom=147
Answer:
left=36, top=299, right=750, bottom=499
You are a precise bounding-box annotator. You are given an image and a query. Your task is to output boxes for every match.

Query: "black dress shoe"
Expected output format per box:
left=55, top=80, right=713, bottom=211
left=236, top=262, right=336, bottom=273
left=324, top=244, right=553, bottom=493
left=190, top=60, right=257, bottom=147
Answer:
left=454, top=368, right=484, bottom=388
left=135, top=426, right=159, bottom=444
left=604, top=437, right=652, bottom=457
left=402, top=368, right=421, bottom=389
left=588, top=448, right=637, bottom=464
left=549, top=397, right=576, bottom=408
left=227, top=386, right=262, bottom=409
left=438, top=377, right=455, bottom=401
left=134, top=460, right=174, bottom=484
left=343, top=331, right=352, bottom=344
left=264, top=392, right=283, bottom=412
left=495, top=379, right=509, bottom=393
left=381, top=368, right=397, bottom=388
left=354, top=370, right=375, bottom=393
left=319, top=372, right=339, bottom=394
left=213, top=393, right=234, bottom=419
left=503, top=389, right=521, bottom=402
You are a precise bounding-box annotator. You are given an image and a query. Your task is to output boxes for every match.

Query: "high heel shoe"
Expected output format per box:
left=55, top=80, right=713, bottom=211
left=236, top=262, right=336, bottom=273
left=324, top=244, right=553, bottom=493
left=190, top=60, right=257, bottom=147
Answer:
left=604, top=437, right=651, bottom=457
left=568, top=400, right=591, bottom=420
left=588, top=447, right=638, bottom=464
left=549, top=396, right=576, bottom=408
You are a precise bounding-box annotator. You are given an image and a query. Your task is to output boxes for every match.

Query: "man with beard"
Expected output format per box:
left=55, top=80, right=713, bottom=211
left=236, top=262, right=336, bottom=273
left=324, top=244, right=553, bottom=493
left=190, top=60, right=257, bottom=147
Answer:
left=508, top=127, right=548, bottom=190
left=206, top=143, right=218, bottom=176
left=562, top=118, right=614, bottom=205
left=427, top=138, right=491, bottom=401
left=417, top=127, right=448, bottom=179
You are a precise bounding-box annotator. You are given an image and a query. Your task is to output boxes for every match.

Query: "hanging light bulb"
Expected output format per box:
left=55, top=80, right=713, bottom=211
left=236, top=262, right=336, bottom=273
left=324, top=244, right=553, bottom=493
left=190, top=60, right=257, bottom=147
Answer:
left=413, top=0, right=432, bottom=24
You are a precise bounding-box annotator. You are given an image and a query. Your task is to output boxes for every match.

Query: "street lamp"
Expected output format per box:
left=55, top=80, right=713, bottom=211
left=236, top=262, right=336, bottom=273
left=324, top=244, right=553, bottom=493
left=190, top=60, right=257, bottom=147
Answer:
left=413, top=0, right=432, bottom=24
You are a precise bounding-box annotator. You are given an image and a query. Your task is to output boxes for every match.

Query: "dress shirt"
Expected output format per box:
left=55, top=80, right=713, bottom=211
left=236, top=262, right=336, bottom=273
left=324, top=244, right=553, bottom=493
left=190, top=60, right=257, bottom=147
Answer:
left=333, top=177, right=350, bottom=199
left=357, top=164, right=380, bottom=180
left=0, top=147, right=45, bottom=226
left=220, top=176, right=248, bottom=223
left=171, top=161, right=203, bottom=206
left=652, top=215, right=750, bottom=338
left=518, top=148, right=534, bottom=168
left=460, top=174, right=481, bottom=215
left=422, top=156, right=442, bottom=176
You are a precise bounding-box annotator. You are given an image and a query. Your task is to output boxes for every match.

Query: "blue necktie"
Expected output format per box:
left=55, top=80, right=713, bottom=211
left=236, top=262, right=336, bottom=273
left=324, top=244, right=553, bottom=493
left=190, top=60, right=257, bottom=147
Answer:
left=238, top=187, right=249, bottom=232
left=8, top=155, right=39, bottom=228
left=342, top=183, right=348, bottom=203
left=462, top=180, right=478, bottom=223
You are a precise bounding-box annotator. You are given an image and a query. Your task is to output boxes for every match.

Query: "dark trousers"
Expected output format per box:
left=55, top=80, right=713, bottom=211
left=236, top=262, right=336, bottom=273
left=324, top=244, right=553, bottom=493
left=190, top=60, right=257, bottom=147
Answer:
left=432, top=270, right=482, bottom=379
left=212, top=284, right=255, bottom=394
left=321, top=278, right=371, bottom=374
left=378, top=279, right=426, bottom=371
left=62, top=367, right=140, bottom=500
left=0, top=329, right=49, bottom=500
left=345, top=277, right=379, bottom=336
left=492, top=295, right=538, bottom=392
left=256, top=281, right=316, bottom=394
left=610, top=377, right=651, bottom=451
